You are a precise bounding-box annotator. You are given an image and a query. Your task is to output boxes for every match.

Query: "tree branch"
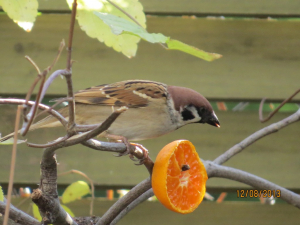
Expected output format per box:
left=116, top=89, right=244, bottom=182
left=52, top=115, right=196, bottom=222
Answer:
left=96, top=177, right=152, bottom=225
left=63, top=107, right=127, bottom=145
left=111, top=189, right=154, bottom=225
left=31, top=146, right=78, bottom=225
left=205, top=161, right=300, bottom=208
left=65, top=0, right=77, bottom=130
left=29, top=101, right=127, bottom=224
left=0, top=99, right=68, bottom=143
left=0, top=199, right=39, bottom=225
left=28, top=106, right=127, bottom=151
left=82, top=139, right=128, bottom=153
left=213, top=108, right=300, bottom=165
left=21, top=71, right=46, bottom=136
left=27, top=134, right=71, bottom=148
left=22, top=40, right=66, bottom=136
left=259, top=88, right=300, bottom=123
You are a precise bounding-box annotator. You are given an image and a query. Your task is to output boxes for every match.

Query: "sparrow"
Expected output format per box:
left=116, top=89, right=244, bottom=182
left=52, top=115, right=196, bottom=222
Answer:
left=0, top=80, right=220, bottom=143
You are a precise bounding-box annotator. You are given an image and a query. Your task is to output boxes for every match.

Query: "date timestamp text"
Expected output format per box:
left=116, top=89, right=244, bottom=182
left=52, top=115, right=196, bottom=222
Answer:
left=237, top=189, right=281, bottom=198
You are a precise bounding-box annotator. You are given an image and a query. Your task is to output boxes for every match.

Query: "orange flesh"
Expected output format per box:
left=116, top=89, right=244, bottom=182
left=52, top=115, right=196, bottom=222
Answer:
left=152, top=140, right=207, bottom=214
left=166, top=142, right=205, bottom=211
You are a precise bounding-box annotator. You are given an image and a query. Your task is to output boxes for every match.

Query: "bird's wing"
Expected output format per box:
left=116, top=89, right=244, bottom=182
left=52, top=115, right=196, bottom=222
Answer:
left=73, top=80, right=168, bottom=108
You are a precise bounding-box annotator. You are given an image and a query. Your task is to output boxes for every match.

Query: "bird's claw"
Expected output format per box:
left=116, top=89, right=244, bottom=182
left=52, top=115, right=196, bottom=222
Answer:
left=107, top=134, right=149, bottom=165
left=129, top=154, right=139, bottom=162
left=130, top=143, right=149, bottom=165
left=108, top=135, right=131, bottom=157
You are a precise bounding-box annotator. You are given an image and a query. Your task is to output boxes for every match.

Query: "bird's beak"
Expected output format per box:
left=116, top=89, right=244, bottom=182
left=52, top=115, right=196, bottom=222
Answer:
left=207, top=111, right=220, bottom=128
left=207, top=119, right=220, bottom=128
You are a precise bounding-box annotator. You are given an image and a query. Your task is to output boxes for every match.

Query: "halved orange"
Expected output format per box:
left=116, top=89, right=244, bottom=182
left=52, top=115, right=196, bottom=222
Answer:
left=152, top=140, right=208, bottom=214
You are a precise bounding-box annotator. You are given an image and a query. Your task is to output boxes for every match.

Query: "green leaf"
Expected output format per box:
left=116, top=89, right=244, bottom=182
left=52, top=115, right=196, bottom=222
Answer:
left=94, top=12, right=168, bottom=43
left=0, top=0, right=38, bottom=31
left=61, top=181, right=90, bottom=204
left=33, top=204, right=75, bottom=221
left=166, top=39, right=223, bottom=62
left=94, top=12, right=222, bottom=61
left=32, top=204, right=42, bottom=221
left=66, top=0, right=146, bottom=58
left=0, top=138, right=26, bottom=145
left=0, top=186, right=4, bottom=202
left=61, top=204, right=75, bottom=217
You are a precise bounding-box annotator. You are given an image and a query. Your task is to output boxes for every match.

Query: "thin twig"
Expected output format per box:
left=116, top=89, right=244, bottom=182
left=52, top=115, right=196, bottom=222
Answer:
left=0, top=99, right=68, bottom=128
left=36, top=97, right=72, bottom=118
left=65, top=0, right=77, bottom=131
left=39, top=69, right=70, bottom=102
left=58, top=170, right=95, bottom=216
left=23, top=81, right=39, bottom=122
left=61, top=106, right=128, bottom=147
left=27, top=135, right=70, bottom=148
left=22, top=41, right=67, bottom=136
left=3, top=106, right=22, bottom=225
left=21, top=71, right=46, bottom=136
left=23, top=56, right=42, bottom=123
left=34, top=107, right=127, bottom=161
left=259, top=88, right=300, bottom=123
left=49, top=39, right=66, bottom=71
left=74, top=124, right=100, bottom=132
left=23, top=75, right=41, bottom=105
left=67, top=0, right=77, bottom=71
left=25, top=56, right=41, bottom=74
left=21, top=69, right=71, bottom=136
left=65, top=73, right=76, bottom=131
left=214, top=108, right=300, bottom=165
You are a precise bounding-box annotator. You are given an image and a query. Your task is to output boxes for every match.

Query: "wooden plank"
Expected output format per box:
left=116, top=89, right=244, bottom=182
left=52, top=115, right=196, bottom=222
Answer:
left=0, top=14, right=299, bottom=100
left=0, top=105, right=299, bottom=188
left=36, top=0, right=300, bottom=16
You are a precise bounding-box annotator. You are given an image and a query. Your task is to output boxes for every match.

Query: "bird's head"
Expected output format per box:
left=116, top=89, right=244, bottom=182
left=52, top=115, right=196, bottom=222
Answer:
left=168, top=86, right=220, bottom=128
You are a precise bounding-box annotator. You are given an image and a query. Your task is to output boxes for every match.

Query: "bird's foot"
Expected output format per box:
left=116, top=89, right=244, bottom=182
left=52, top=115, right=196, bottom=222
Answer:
left=130, top=143, right=149, bottom=165
left=105, top=134, right=149, bottom=165
left=105, top=134, right=132, bottom=156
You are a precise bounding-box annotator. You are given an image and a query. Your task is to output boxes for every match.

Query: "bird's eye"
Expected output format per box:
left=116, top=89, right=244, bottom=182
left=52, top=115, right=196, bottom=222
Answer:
left=198, top=107, right=205, bottom=115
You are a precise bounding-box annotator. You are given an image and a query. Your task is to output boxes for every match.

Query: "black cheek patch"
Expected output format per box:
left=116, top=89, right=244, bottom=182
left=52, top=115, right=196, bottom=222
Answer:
left=181, top=108, right=195, bottom=121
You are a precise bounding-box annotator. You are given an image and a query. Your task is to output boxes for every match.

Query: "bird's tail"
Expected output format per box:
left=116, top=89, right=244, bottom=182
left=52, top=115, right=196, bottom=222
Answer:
left=0, top=114, right=64, bottom=143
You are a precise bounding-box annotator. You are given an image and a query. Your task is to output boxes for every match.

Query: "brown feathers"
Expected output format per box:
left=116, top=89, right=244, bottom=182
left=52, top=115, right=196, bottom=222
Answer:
left=73, top=80, right=168, bottom=108
left=0, top=80, right=220, bottom=142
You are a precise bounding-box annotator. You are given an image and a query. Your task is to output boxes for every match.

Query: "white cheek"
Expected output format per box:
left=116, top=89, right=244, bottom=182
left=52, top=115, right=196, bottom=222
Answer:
left=180, top=106, right=201, bottom=125
left=190, top=106, right=201, bottom=120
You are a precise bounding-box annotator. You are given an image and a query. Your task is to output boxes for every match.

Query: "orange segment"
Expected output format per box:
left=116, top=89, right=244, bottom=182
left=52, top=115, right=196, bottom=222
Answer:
left=152, top=140, right=208, bottom=214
